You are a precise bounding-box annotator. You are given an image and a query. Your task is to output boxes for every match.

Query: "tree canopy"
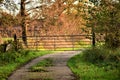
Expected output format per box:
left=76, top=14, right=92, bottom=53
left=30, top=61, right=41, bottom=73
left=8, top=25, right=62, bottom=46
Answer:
left=0, top=0, right=120, bottom=48
left=86, top=0, right=120, bottom=48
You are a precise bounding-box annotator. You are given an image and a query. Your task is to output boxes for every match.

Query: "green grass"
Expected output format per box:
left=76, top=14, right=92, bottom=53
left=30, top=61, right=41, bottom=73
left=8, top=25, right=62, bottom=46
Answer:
left=30, top=58, right=53, bottom=72
left=2, top=38, right=13, bottom=41
left=68, top=48, right=120, bottom=80
left=0, top=50, right=52, bottom=80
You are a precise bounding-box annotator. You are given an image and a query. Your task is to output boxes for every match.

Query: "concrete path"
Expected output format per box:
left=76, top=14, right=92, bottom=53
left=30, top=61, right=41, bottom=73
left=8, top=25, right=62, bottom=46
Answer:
left=8, top=51, right=80, bottom=80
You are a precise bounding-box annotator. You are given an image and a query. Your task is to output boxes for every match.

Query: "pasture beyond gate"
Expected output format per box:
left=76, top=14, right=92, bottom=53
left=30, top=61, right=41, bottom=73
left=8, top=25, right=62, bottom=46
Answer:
left=19, top=34, right=92, bottom=51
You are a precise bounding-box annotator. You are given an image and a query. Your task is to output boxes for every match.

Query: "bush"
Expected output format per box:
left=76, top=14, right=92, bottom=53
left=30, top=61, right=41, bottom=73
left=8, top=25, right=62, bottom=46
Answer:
left=0, top=39, right=24, bottom=64
left=82, top=47, right=120, bottom=72
left=82, top=47, right=120, bottom=65
left=105, top=33, right=120, bottom=49
left=82, top=48, right=106, bottom=63
left=0, top=39, right=23, bottom=53
left=0, top=51, right=22, bottom=63
left=0, top=41, right=8, bottom=53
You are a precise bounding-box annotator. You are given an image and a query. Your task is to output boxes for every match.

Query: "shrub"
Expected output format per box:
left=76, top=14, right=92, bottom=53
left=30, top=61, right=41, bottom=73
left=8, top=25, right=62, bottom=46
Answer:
left=82, top=47, right=106, bottom=63
left=82, top=47, right=120, bottom=65
left=0, top=51, right=22, bottom=63
left=0, top=41, right=8, bottom=53
left=0, top=41, right=24, bottom=63
left=105, top=33, right=120, bottom=49
left=0, top=39, right=23, bottom=53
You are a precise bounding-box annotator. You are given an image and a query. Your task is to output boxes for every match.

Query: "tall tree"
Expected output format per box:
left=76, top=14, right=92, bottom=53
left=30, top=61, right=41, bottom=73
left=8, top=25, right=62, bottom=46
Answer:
left=21, top=0, right=27, bottom=46
left=86, top=0, right=120, bottom=48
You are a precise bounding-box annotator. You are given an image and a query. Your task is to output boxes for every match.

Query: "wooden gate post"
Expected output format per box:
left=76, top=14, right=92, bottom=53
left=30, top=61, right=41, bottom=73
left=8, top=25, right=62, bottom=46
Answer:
left=92, top=26, right=96, bottom=47
left=14, top=34, right=18, bottom=51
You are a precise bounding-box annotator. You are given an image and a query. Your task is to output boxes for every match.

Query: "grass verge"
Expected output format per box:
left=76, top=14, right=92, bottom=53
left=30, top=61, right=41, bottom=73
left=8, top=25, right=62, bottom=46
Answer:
left=0, top=50, right=52, bottom=80
left=68, top=47, right=120, bottom=80
left=30, top=58, right=53, bottom=72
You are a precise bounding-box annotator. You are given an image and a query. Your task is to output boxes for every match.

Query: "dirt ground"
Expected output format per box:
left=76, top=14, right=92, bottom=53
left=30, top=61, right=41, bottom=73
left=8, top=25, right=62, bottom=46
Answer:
left=8, top=51, right=80, bottom=80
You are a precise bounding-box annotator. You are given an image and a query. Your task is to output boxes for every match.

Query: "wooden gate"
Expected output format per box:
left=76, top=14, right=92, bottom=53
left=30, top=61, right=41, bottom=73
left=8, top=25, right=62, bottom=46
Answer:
left=19, top=34, right=92, bottom=51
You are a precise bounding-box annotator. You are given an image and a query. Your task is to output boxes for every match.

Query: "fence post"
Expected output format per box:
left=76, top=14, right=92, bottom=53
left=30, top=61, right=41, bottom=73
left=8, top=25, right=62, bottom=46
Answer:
left=92, top=26, right=95, bottom=47
left=14, top=34, right=18, bottom=51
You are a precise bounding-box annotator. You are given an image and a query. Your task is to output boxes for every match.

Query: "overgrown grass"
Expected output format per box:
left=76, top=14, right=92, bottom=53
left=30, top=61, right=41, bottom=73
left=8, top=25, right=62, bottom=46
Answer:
left=0, top=50, right=52, bottom=80
left=30, top=58, right=53, bottom=72
left=68, top=47, right=120, bottom=80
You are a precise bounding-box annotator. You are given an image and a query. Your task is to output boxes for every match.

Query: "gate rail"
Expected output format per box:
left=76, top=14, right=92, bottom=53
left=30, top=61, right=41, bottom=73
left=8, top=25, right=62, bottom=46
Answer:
left=19, top=34, right=92, bottom=51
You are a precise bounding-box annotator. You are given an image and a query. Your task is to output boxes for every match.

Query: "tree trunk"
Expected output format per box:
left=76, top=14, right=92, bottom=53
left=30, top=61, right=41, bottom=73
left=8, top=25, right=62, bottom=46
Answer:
left=21, top=0, right=27, bottom=46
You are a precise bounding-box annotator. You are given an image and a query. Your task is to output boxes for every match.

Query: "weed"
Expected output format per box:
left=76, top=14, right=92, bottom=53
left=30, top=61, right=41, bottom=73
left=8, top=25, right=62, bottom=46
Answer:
left=30, top=58, right=53, bottom=72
